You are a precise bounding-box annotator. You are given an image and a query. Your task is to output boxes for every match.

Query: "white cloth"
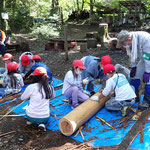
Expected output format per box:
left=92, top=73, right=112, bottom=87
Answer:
left=127, top=31, right=150, bottom=72
left=82, top=77, right=89, bottom=84
left=19, top=52, right=33, bottom=73
left=90, top=95, right=99, bottom=101
left=21, top=83, right=50, bottom=118
left=62, top=70, right=82, bottom=94
left=102, top=73, right=136, bottom=101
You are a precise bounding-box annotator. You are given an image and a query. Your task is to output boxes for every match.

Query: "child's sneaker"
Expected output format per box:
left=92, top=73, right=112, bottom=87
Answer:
left=71, top=103, right=79, bottom=109
left=121, top=106, right=129, bottom=117
left=38, top=124, right=46, bottom=131
left=26, top=121, right=32, bottom=125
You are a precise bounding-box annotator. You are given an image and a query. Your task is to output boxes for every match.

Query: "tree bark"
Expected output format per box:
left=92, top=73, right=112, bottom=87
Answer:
left=89, top=0, right=93, bottom=21
left=0, top=0, right=6, bottom=31
left=76, top=0, right=79, bottom=11
left=81, top=0, right=85, bottom=10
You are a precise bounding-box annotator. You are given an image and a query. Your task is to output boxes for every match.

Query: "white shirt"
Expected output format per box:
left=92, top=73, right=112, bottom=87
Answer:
left=102, top=73, right=136, bottom=101
left=21, top=83, right=50, bottom=118
left=62, top=70, right=82, bottom=94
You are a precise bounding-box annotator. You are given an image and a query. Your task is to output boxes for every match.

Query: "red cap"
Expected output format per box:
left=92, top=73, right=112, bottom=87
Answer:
left=32, top=55, right=41, bottom=60
left=21, top=55, right=29, bottom=66
left=103, top=64, right=115, bottom=74
left=2, top=53, right=13, bottom=61
left=101, top=55, right=112, bottom=68
left=73, top=60, right=86, bottom=69
left=7, top=62, right=19, bottom=71
left=34, top=67, right=47, bottom=76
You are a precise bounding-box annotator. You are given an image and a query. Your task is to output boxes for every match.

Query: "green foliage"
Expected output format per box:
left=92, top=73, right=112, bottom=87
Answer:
left=9, top=14, right=34, bottom=33
left=30, top=22, right=62, bottom=40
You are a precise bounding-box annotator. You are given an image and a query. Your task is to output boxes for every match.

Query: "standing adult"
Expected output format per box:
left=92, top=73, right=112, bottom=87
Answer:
left=81, top=55, right=112, bottom=95
left=117, top=30, right=150, bottom=109
left=18, top=52, right=33, bottom=73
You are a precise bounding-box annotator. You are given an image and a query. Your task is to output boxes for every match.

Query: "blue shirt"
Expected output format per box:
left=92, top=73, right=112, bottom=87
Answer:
left=32, top=62, right=52, bottom=82
left=82, top=56, right=107, bottom=82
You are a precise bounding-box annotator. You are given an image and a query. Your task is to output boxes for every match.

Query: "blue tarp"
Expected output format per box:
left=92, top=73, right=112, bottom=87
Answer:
left=7, top=79, right=150, bottom=149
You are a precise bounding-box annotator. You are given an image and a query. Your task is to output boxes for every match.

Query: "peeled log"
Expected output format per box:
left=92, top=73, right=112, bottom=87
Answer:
left=59, top=91, right=111, bottom=136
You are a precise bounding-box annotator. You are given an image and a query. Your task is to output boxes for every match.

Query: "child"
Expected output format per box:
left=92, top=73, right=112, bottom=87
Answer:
left=19, top=52, right=33, bottom=73
left=62, top=60, right=89, bottom=109
left=2, top=62, right=24, bottom=96
left=23, top=55, right=52, bottom=83
left=0, top=53, right=14, bottom=76
left=21, top=67, right=55, bottom=130
left=91, top=64, right=136, bottom=117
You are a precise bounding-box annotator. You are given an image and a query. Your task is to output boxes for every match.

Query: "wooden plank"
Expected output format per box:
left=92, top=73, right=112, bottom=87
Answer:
left=118, top=108, right=150, bottom=150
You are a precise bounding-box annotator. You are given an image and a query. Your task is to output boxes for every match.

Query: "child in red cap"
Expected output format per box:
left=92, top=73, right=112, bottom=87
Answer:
left=91, top=64, right=136, bottom=117
left=2, top=62, right=24, bottom=97
left=21, top=67, right=55, bottom=131
left=62, top=60, right=89, bottom=109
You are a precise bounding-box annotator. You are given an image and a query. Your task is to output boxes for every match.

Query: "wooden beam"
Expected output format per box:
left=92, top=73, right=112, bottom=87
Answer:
left=118, top=108, right=150, bottom=150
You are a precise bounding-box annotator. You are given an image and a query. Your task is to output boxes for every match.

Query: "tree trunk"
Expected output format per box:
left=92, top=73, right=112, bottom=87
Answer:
left=52, top=0, right=55, bottom=8
left=89, top=0, right=93, bottom=21
left=81, top=0, right=85, bottom=10
left=76, top=0, right=79, bottom=11
left=0, top=0, right=6, bottom=31
left=64, top=25, right=68, bottom=60
left=12, top=0, right=16, bottom=17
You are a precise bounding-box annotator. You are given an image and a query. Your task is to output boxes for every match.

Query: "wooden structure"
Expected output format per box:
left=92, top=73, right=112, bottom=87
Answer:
left=45, top=39, right=82, bottom=51
left=119, top=0, right=147, bottom=27
left=59, top=91, right=112, bottom=136
left=5, top=44, right=20, bottom=52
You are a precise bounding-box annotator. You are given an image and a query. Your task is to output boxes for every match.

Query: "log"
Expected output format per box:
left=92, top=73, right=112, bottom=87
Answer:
left=59, top=91, right=112, bottom=136
left=118, top=108, right=150, bottom=150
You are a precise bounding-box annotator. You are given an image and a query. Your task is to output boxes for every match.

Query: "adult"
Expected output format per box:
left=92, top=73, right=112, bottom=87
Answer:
left=117, top=30, right=150, bottom=109
left=18, top=52, right=33, bottom=73
left=24, top=55, right=52, bottom=83
left=81, top=55, right=112, bottom=95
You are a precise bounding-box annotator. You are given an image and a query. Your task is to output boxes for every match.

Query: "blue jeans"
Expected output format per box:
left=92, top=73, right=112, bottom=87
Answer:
left=26, top=115, right=50, bottom=124
left=105, top=97, right=135, bottom=110
left=0, top=44, right=5, bottom=56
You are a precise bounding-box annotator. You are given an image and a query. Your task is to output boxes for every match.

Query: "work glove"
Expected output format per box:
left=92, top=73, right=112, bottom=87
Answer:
left=143, top=72, right=150, bottom=83
left=83, top=90, right=90, bottom=96
left=82, top=77, right=89, bottom=85
left=90, top=95, right=99, bottom=101
left=130, top=67, right=136, bottom=78
left=21, top=73, right=25, bottom=77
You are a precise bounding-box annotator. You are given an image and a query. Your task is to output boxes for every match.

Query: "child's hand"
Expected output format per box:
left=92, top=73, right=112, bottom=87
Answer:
left=90, top=96, right=99, bottom=101
left=82, top=77, right=89, bottom=85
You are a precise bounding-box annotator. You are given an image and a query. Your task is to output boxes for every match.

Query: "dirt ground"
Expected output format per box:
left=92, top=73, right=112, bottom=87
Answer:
left=0, top=32, right=130, bottom=150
